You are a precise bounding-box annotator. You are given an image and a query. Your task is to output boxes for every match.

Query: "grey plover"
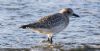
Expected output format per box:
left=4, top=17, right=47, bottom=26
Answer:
left=20, top=8, right=79, bottom=44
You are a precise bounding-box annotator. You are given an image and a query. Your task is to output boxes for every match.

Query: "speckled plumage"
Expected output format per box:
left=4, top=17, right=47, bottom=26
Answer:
left=25, top=13, right=67, bottom=29
left=20, top=8, right=79, bottom=44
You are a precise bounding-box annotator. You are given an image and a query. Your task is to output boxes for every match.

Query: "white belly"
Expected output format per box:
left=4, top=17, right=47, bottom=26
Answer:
left=32, top=28, right=52, bottom=34
left=51, top=23, right=68, bottom=34
left=31, top=22, right=68, bottom=34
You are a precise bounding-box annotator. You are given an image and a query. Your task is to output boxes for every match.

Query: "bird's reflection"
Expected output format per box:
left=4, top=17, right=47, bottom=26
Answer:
left=31, top=42, right=64, bottom=51
left=31, top=42, right=100, bottom=51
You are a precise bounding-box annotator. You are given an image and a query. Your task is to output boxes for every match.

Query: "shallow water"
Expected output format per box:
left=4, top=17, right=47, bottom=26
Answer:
left=0, top=0, right=100, bottom=51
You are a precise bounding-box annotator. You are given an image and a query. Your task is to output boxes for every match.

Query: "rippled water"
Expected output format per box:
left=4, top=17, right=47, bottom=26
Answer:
left=0, top=0, right=100, bottom=51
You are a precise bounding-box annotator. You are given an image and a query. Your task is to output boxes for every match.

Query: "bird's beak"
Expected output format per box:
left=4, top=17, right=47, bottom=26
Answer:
left=73, top=13, right=80, bottom=17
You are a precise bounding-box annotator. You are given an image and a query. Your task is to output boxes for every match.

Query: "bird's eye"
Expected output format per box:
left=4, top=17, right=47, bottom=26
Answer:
left=67, top=10, right=71, bottom=14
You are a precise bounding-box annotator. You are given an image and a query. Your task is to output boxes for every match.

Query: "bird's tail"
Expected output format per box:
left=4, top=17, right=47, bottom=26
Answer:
left=20, top=25, right=30, bottom=29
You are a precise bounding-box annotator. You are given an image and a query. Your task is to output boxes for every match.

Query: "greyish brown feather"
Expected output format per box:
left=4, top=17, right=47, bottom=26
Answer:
left=23, top=13, right=66, bottom=29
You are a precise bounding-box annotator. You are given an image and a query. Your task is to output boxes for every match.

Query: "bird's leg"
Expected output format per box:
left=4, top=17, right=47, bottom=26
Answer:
left=47, top=34, right=53, bottom=44
left=47, top=37, right=50, bottom=41
left=47, top=37, right=53, bottom=44
left=50, top=37, right=53, bottom=44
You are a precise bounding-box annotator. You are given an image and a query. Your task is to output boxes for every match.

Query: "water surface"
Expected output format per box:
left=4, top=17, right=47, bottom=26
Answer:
left=0, top=0, right=100, bottom=51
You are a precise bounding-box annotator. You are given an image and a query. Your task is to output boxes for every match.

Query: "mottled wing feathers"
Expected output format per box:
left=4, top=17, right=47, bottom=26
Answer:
left=37, top=13, right=65, bottom=28
left=20, top=13, right=65, bottom=29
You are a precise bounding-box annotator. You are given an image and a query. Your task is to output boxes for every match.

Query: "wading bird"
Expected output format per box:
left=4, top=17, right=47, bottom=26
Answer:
left=20, top=8, right=79, bottom=44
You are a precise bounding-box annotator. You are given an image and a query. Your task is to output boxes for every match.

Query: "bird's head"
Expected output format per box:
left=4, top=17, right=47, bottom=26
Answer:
left=59, top=8, right=79, bottom=17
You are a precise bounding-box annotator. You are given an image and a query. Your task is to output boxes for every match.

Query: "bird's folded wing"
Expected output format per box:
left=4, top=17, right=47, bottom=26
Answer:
left=23, top=13, right=65, bottom=29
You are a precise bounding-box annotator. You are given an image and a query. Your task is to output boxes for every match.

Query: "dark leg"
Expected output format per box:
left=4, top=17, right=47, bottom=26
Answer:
left=50, top=37, right=53, bottom=44
left=47, top=37, right=53, bottom=44
left=48, top=38, right=50, bottom=41
left=47, top=34, right=53, bottom=44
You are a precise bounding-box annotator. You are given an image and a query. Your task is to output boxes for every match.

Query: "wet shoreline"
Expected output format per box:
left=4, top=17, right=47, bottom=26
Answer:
left=0, top=44, right=100, bottom=51
left=0, top=48, right=30, bottom=51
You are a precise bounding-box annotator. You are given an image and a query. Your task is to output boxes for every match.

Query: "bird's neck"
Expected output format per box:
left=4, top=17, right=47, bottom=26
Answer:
left=59, top=12, right=69, bottom=17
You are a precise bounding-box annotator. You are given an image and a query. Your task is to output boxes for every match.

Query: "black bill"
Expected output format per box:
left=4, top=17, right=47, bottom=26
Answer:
left=73, top=13, right=80, bottom=17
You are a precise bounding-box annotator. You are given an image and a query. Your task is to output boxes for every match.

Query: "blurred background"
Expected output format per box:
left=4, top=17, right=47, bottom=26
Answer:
left=0, top=0, right=100, bottom=51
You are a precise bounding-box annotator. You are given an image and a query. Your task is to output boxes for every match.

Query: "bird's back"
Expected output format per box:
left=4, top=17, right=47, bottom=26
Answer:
left=20, top=13, right=69, bottom=34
